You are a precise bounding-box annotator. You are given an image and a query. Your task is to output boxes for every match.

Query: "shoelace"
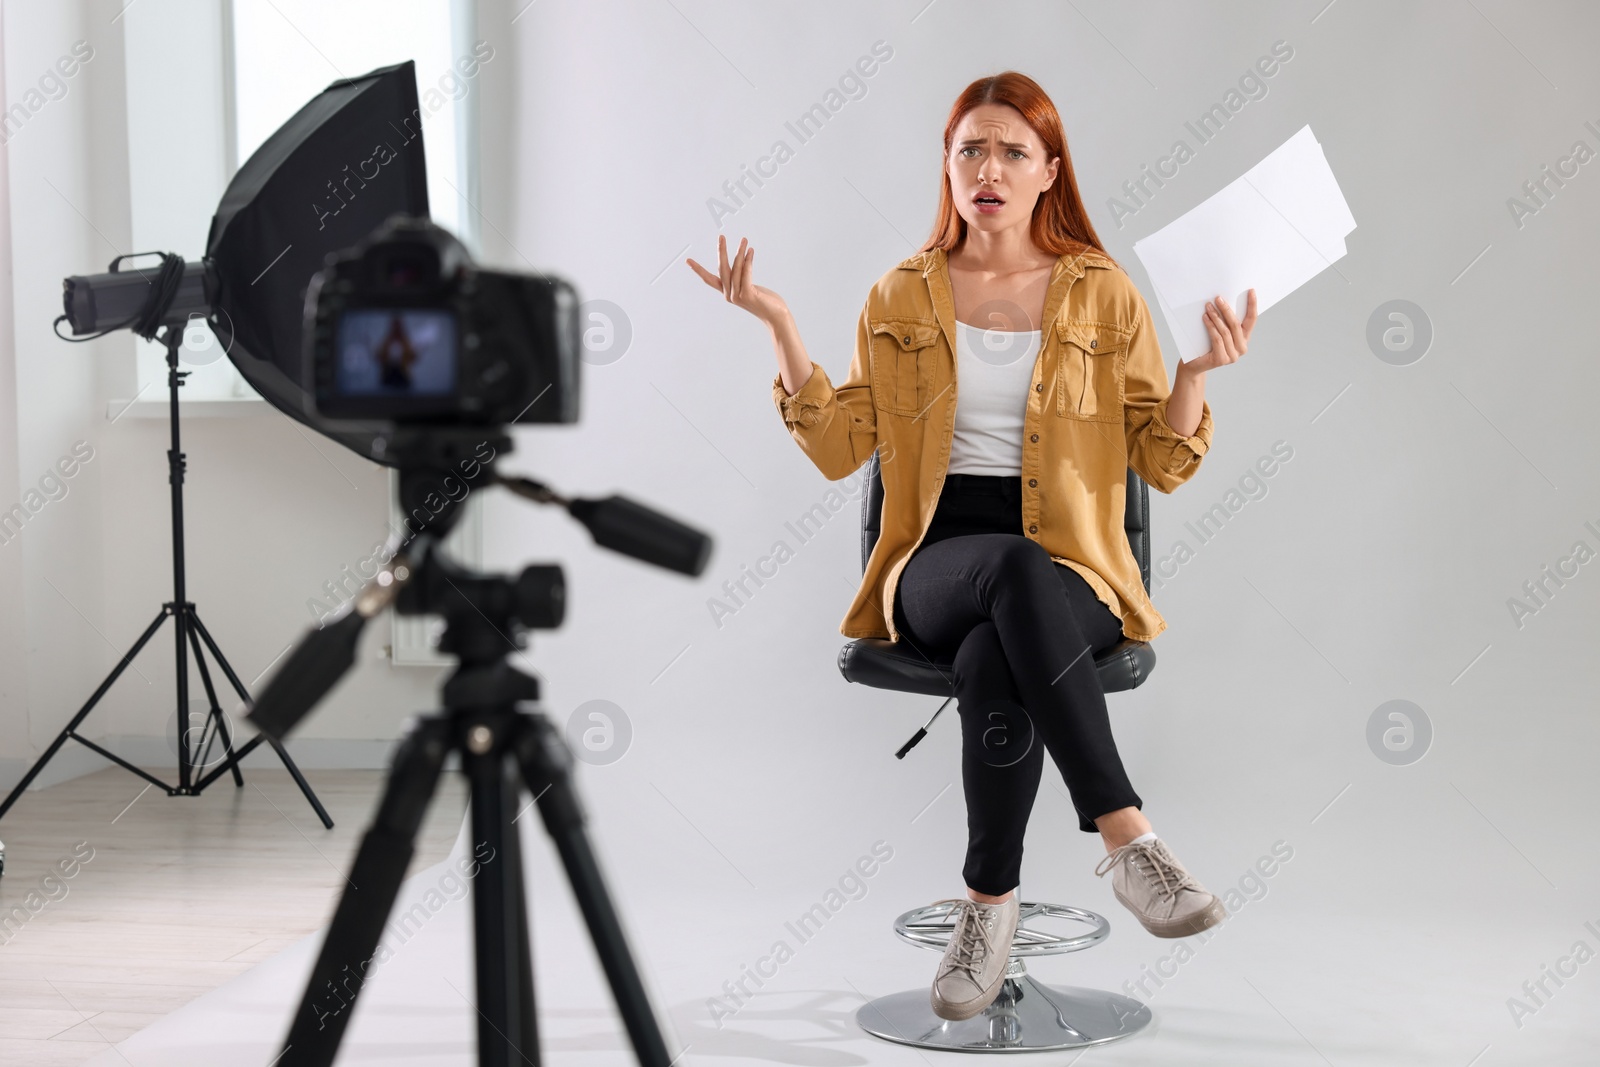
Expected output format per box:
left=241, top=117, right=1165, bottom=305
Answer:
left=929, top=898, right=998, bottom=983
left=1094, top=841, right=1199, bottom=903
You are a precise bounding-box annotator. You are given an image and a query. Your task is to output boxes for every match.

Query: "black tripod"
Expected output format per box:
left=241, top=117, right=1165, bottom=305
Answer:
left=268, top=541, right=671, bottom=1066
left=247, top=430, right=709, bottom=1066
left=0, top=324, right=331, bottom=827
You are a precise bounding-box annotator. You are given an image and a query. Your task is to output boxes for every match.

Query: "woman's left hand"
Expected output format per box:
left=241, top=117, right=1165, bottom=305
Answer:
left=1185, top=289, right=1256, bottom=374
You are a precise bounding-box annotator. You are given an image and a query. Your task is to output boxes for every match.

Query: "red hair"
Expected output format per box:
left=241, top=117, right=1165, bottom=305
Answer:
left=921, top=71, right=1113, bottom=265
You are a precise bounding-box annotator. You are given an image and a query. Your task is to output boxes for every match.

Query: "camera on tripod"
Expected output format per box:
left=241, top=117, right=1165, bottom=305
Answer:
left=306, top=214, right=579, bottom=427
left=246, top=212, right=710, bottom=1066
left=247, top=211, right=712, bottom=740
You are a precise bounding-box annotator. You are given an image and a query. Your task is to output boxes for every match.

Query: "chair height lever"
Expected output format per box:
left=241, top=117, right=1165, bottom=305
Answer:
left=896, top=696, right=955, bottom=759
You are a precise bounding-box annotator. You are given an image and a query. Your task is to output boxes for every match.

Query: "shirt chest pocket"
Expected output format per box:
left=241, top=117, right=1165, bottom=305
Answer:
left=869, top=318, right=941, bottom=417
left=1054, top=321, right=1127, bottom=422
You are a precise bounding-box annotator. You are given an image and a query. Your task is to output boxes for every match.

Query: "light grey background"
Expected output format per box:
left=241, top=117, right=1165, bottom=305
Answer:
left=489, top=4, right=1600, bottom=1061
left=4, top=1, right=1598, bottom=1063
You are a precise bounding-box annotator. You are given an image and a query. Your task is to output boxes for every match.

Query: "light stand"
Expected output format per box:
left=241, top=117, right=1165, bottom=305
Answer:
left=0, top=323, right=332, bottom=828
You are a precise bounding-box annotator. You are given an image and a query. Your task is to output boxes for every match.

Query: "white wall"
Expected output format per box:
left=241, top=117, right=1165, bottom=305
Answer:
left=477, top=0, right=1600, bottom=919
left=0, top=0, right=122, bottom=789
left=0, top=8, right=24, bottom=768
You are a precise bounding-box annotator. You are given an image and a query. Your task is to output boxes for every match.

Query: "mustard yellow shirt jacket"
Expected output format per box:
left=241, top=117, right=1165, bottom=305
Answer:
left=771, top=244, right=1214, bottom=644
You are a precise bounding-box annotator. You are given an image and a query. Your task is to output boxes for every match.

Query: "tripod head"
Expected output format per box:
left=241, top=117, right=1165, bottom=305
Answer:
left=246, top=427, right=712, bottom=740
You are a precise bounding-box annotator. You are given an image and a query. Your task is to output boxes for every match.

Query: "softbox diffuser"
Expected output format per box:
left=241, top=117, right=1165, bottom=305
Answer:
left=207, top=59, right=430, bottom=463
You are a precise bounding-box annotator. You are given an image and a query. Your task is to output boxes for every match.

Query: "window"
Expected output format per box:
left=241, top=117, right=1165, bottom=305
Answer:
left=232, top=1, right=488, bottom=665
left=129, top=0, right=481, bottom=400
left=231, top=0, right=477, bottom=244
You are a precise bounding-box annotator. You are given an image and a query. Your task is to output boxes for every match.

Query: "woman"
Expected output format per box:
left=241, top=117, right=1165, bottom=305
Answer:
left=689, top=71, right=1254, bottom=1022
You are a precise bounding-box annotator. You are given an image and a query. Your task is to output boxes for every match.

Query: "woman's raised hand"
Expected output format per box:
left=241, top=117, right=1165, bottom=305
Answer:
left=688, top=235, right=813, bottom=395
left=686, top=235, right=789, bottom=327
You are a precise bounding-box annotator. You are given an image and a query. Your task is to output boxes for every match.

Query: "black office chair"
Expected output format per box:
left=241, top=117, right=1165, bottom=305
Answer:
left=838, top=450, right=1158, bottom=1053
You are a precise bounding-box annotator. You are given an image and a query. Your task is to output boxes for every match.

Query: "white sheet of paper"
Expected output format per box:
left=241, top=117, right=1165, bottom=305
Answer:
left=1132, top=125, right=1356, bottom=361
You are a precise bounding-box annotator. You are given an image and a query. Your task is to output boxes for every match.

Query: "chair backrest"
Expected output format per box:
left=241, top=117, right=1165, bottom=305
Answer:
left=858, top=451, right=1152, bottom=595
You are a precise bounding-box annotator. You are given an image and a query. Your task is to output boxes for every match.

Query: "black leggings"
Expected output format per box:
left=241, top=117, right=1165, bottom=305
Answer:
left=892, top=474, right=1142, bottom=897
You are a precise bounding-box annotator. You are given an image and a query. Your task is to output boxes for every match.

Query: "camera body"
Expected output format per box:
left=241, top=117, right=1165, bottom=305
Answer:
left=306, top=214, right=580, bottom=426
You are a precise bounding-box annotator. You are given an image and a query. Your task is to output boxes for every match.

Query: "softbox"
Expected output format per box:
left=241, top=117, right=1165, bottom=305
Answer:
left=208, top=59, right=430, bottom=463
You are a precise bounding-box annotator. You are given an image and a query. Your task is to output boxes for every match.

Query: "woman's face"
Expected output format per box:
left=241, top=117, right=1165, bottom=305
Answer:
left=947, top=103, right=1059, bottom=237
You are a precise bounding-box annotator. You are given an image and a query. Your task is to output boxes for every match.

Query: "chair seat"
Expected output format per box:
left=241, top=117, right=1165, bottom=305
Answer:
left=839, top=636, right=1155, bottom=697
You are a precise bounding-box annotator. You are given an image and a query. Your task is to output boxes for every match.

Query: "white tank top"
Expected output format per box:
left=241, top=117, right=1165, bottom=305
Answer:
left=947, top=319, right=1041, bottom=476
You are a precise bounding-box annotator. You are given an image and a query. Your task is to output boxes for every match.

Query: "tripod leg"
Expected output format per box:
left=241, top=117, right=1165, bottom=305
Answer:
left=504, top=761, right=539, bottom=1062
left=464, top=717, right=540, bottom=1066
left=189, top=610, right=334, bottom=828
left=185, top=617, right=243, bottom=787
left=260, top=734, right=334, bottom=828
left=173, top=600, right=193, bottom=792
left=513, top=715, right=674, bottom=1067
left=0, top=608, right=171, bottom=822
left=277, top=715, right=452, bottom=1067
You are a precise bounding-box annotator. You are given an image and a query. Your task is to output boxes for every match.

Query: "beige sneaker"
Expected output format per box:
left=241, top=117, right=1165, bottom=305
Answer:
left=929, top=895, right=1020, bottom=1021
left=1094, top=838, right=1226, bottom=938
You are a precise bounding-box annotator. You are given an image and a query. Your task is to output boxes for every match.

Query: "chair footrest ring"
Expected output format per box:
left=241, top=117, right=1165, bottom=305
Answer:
left=895, top=900, right=1111, bottom=957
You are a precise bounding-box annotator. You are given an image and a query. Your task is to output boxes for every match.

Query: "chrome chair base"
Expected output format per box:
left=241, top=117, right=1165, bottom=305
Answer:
left=856, top=972, right=1152, bottom=1053
left=857, top=900, right=1152, bottom=1052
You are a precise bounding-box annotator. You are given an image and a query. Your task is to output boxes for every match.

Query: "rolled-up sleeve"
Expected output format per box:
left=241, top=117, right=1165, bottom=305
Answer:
left=773, top=358, right=834, bottom=428
left=1122, top=289, right=1212, bottom=493
left=771, top=300, right=878, bottom=480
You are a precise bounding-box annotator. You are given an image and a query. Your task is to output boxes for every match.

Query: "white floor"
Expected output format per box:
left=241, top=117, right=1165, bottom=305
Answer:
left=0, top=764, right=465, bottom=1063
left=78, top=781, right=1600, bottom=1067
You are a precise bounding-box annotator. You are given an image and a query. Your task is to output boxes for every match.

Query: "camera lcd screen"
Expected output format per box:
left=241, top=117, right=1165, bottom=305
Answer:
left=334, top=308, right=457, bottom=397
